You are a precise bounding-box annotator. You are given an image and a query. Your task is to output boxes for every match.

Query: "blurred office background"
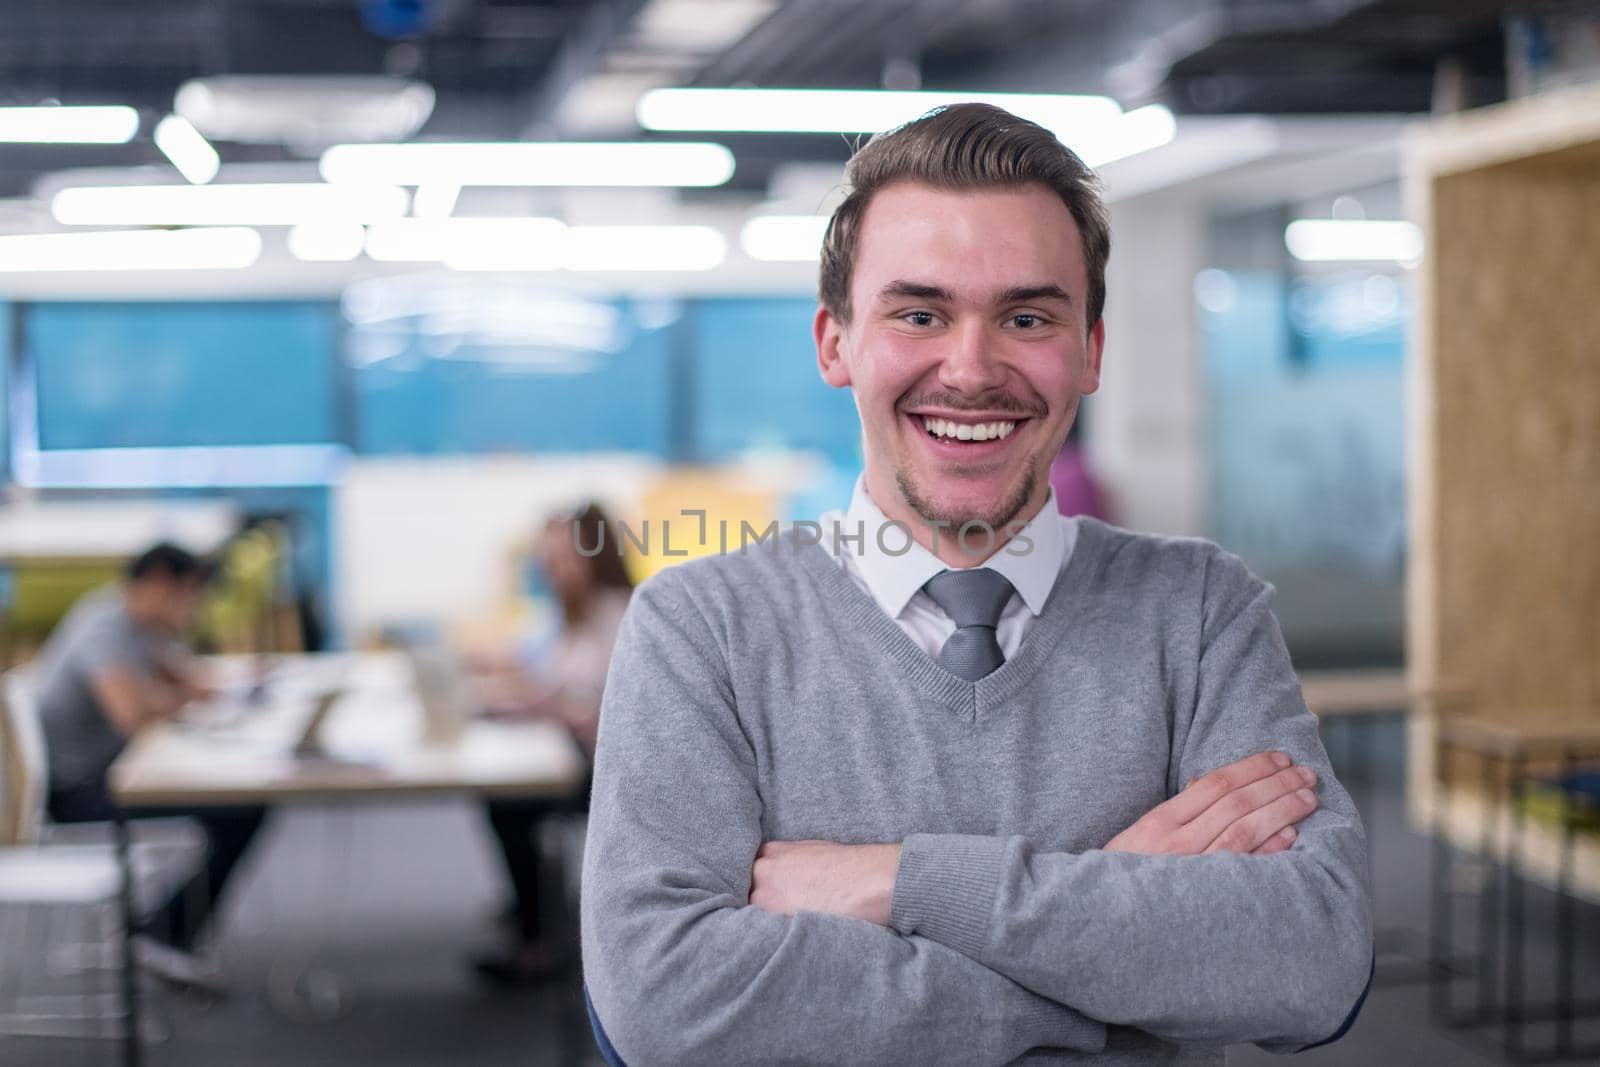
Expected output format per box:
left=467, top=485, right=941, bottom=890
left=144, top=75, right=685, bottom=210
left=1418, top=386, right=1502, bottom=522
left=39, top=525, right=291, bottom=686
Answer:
left=2, top=1, right=1599, bottom=1064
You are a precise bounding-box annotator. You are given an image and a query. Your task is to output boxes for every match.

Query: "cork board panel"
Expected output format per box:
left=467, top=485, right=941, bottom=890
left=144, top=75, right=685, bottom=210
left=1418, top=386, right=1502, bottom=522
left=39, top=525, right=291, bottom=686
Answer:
left=1422, top=161, right=1600, bottom=719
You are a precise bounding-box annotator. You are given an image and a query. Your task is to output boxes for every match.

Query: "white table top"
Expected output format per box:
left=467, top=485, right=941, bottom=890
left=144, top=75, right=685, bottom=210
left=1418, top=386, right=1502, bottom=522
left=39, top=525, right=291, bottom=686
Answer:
left=1298, top=669, right=1412, bottom=717
left=109, top=652, right=588, bottom=808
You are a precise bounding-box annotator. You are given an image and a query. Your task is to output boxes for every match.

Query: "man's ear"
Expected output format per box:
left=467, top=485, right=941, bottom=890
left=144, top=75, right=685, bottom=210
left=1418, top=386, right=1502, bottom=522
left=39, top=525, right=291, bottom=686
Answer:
left=1078, top=317, right=1106, bottom=395
left=814, top=305, right=853, bottom=389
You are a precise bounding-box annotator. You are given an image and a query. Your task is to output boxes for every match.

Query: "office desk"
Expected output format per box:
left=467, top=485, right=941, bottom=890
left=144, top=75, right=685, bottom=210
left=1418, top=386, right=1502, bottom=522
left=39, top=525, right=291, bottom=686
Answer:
left=105, top=651, right=589, bottom=1066
left=1299, top=668, right=1410, bottom=719
left=1294, top=668, right=1477, bottom=997
left=1430, top=714, right=1600, bottom=1063
left=111, top=652, right=586, bottom=806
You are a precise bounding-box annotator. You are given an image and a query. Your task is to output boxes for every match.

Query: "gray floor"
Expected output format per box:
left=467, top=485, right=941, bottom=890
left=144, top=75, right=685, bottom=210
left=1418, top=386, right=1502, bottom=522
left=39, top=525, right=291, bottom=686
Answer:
left=4, top=715, right=1598, bottom=1066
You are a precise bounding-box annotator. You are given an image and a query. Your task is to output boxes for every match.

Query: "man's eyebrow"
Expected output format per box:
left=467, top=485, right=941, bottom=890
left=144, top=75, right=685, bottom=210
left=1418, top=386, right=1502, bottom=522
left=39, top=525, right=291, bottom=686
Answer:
left=876, top=281, right=953, bottom=303
left=999, top=285, right=1073, bottom=306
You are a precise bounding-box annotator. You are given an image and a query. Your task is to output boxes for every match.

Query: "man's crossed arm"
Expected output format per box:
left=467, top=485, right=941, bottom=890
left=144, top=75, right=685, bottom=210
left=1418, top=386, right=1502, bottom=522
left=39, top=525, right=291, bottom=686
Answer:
left=581, top=562, right=1373, bottom=1066
left=747, top=749, right=1369, bottom=1051
left=749, top=749, right=1321, bottom=927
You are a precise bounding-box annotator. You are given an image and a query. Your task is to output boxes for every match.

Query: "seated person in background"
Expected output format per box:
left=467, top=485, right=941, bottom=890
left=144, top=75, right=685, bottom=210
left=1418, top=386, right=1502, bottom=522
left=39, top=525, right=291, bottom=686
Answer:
left=471, top=503, right=632, bottom=984
left=39, top=542, right=266, bottom=968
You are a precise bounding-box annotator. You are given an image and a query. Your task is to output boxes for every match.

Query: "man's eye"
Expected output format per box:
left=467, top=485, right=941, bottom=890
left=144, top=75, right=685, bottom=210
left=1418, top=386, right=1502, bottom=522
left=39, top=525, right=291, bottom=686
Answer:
left=1011, top=314, right=1041, bottom=329
left=904, top=311, right=936, bottom=327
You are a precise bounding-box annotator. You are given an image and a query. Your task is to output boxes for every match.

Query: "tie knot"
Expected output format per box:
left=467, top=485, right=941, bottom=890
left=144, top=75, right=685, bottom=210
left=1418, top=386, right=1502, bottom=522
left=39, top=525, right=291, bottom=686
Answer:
left=922, top=568, right=1014, bottom=629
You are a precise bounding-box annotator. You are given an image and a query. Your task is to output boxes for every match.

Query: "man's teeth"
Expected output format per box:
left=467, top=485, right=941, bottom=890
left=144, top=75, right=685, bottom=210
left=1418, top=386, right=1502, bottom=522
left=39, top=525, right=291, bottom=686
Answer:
left=921, top=416, right=1018, bottom=441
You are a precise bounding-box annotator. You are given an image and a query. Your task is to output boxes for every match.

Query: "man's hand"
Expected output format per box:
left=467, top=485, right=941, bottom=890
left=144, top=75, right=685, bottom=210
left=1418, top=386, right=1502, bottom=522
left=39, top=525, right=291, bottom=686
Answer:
left=180, top=671, right=218, bottom=705
left=1104, top=750, right=1318, bottom=857
left=749, top=840, right=901, bottom=926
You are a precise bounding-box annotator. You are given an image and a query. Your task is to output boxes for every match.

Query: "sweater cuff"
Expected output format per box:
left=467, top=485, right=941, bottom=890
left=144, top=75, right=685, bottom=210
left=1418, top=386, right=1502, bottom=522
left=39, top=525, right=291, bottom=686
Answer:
left=890, top=832, right=1008, bottom=959
left=1023, top=995, right=1108, bottom=1054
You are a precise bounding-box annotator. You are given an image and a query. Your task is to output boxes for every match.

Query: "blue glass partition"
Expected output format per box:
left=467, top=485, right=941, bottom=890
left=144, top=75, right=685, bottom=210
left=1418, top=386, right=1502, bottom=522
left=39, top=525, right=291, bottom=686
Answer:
left=30, top=301, right=339, bottom=450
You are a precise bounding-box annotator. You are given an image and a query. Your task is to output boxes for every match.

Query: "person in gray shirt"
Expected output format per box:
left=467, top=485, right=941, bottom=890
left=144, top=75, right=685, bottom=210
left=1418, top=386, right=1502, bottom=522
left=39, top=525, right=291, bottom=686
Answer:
left=581, top=103, right=1372, bottom=1065
left=40, top=542, right=265, bottom=955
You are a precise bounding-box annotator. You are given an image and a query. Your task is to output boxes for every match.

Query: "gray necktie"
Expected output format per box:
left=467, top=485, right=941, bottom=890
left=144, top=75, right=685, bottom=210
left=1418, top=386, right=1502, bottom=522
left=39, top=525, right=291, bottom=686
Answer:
left=922, top=568, right=1014, bottom=682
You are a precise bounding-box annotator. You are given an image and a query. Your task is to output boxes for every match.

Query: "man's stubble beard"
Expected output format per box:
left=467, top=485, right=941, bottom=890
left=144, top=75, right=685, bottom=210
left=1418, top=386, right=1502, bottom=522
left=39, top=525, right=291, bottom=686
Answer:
left=895, top=462, right=1038, bottom=536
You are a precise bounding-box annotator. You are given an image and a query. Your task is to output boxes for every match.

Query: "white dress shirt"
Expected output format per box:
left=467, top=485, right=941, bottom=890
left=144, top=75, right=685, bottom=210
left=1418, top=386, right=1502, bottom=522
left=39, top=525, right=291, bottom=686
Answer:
left=818, top=476, right=1077, bottom=660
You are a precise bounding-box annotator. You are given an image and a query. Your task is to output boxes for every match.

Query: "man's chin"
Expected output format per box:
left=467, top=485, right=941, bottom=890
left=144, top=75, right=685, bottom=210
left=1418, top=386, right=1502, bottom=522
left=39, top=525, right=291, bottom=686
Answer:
left=895, top=466, right=1037, bottom=536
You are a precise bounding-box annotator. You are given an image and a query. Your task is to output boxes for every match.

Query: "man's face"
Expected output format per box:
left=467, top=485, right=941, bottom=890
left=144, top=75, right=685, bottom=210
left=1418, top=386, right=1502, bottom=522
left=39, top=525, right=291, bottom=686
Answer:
left=814, top=180, right=1104, bottom=539
left=150, top=576, right=204, bottom=633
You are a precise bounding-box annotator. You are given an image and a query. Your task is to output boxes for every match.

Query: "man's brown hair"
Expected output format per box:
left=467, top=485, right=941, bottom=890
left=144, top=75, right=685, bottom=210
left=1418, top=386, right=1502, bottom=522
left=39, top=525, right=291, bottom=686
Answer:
left=818, top=102, right=1110, bottom=329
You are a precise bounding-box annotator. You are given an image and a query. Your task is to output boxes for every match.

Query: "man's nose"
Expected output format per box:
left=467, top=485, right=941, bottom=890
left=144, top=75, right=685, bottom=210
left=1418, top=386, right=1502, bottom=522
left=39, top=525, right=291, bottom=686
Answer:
left=937, top=320, right=1006, bottom=394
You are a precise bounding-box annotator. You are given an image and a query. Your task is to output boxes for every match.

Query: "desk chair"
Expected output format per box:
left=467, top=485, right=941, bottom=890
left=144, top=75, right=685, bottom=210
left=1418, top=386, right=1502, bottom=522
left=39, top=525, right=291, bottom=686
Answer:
left=0, top=670, right=202, bottom=1040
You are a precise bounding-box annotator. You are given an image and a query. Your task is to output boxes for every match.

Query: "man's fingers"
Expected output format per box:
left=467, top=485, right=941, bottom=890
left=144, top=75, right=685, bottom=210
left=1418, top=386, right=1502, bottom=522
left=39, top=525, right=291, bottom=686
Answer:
left=1163, top=750, right=1293, bottom=826
left=1251, top=826, right=1298, bottom=856
left=1204, top=783, right=1320, bottom=855
left=1181, top=764, right=1317, bottom=852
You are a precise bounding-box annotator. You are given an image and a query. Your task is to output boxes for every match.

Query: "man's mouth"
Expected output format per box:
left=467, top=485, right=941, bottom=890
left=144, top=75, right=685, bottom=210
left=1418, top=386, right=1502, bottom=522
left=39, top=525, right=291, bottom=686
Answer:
left=915, top=414, right=1021, bottom=443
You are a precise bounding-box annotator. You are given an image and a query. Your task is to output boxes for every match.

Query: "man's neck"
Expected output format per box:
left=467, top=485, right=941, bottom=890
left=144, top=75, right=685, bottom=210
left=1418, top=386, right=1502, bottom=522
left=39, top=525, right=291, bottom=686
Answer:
left=860, top=471, right=1050, bottom=569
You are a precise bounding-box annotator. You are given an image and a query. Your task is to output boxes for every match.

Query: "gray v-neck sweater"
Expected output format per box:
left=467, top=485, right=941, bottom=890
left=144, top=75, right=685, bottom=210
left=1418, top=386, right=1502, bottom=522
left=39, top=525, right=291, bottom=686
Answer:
left=581, top=518, right=1373, bottom=1066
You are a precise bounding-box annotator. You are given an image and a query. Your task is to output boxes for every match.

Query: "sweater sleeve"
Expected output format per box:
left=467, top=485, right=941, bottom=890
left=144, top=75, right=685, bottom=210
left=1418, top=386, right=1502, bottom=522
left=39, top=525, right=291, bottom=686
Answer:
left=580, top=568, right=1108, bottom=1067
left=888, top=549, right=1374, bottom=1050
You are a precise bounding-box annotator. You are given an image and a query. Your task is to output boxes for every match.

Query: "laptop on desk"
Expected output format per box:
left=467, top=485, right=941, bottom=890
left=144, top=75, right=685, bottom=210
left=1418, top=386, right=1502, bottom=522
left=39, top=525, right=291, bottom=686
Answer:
left=291, top=688, right=346, bottom=759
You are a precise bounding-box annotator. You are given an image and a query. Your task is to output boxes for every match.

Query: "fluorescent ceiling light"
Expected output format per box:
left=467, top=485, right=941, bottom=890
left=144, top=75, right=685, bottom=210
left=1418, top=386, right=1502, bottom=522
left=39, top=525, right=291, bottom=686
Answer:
left=1284, top=219, right=1423, bottom=263
left=1070, top=104, right=1177, bottom=167
left=637, top=88, right=1121, bottom=135
left=0, top=228, right=261, bottom=272
left=633, top=0, right=779, bottom=51
left=154, top=115, right=221, bottom=184
left=365, top=217, right=566, bottom=263
left=556, top=72, right=675, bottom=133
left=562, top=225, right=726, bottom=272
left=740, top=214, right=828, bottom=262
left=51, top=182, right=409, bottom=226
left=0, top=105, right=139, bottom=144
left=412, top=183, right=460, bottom=219
left=287, top=222, right=366, bottom=262
left=319, top=142, right=735, bottom=187
left=445, top=224, right=727, bottom=272
left=175, top=76, right=435, bottom=146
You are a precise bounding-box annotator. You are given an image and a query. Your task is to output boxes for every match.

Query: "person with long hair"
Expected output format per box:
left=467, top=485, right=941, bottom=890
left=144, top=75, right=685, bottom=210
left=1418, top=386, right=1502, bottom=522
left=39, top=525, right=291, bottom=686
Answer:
left=472, top=503, right=632, bottom=984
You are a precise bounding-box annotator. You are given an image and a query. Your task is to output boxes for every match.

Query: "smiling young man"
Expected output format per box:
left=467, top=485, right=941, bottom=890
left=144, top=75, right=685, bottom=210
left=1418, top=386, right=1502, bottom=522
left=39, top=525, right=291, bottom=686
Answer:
left=581, top=104, right=1373, bottom=1066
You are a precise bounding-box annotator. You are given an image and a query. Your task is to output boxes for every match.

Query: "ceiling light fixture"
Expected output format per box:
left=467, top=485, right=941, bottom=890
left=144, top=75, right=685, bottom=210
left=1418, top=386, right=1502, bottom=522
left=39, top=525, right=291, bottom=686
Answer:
left=153, top=115, right=221, bottom=184
left=632, top=0, right=780, bottom=52
left=319, top=142, right=735, bottom=187
left=1071, top=104, right=1178, bottom=167
left=636, top=88, right=1122, bottom=135
left=51, top=182, right=410, bottom=226
left=0, top=105, right=140, bottom=144
left=287, top=222, right=367, bottom=262
left=1284, top=219, right=1423, bottom=263
left=562, top=224, right=726, bottom=272
left=444, top=224, right=727, bottom=272
left=0, top=228, right=262, bottom=272
left=740, top=214, right=828, bottom=262
left=174, top=76, right=435, bottom=147
left=412, top=183, right=460, bottom=219
left=364, top=217, right=566, bottom=263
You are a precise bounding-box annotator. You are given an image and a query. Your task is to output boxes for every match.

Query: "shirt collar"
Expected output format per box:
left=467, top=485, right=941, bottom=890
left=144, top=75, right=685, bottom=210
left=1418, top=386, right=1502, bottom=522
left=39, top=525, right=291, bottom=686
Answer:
left=835, top=475, right=1071, bottom=619
left=981, top=485, right=1071, bottom=616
